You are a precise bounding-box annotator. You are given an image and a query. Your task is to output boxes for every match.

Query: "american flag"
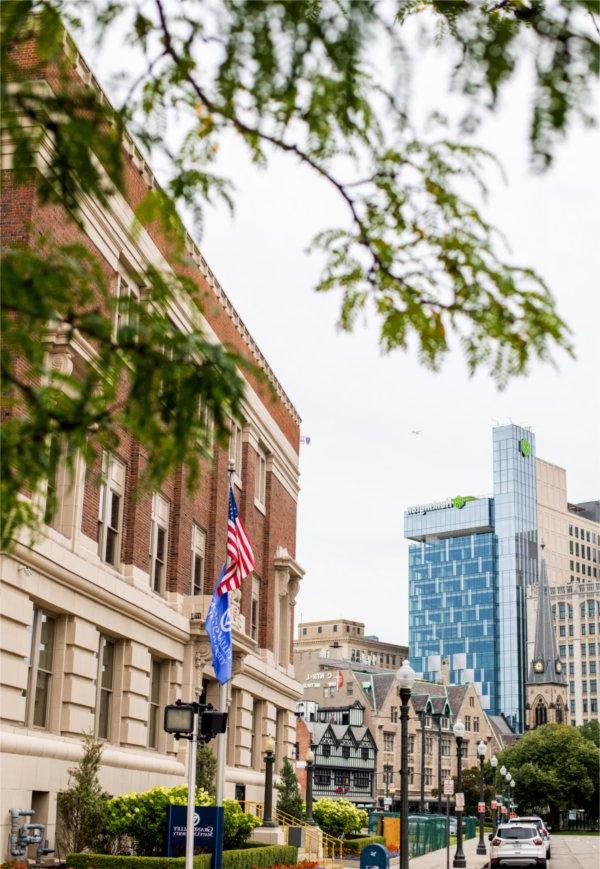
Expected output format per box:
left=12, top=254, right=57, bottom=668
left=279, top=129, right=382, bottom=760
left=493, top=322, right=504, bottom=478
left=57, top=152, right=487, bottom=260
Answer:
left=217, top=484, right=254, bottom=595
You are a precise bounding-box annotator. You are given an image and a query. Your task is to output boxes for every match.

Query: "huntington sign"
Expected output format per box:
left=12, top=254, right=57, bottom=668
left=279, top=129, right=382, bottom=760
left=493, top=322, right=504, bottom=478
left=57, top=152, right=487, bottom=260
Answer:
left=406, top=496, right=477, bottom=515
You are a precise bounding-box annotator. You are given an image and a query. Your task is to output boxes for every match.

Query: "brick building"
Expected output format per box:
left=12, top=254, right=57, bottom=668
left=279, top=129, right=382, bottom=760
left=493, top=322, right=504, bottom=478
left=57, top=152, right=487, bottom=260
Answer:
left=0, top=35, right=304, bottom=853
left=296, top=656, right=508, bottom=811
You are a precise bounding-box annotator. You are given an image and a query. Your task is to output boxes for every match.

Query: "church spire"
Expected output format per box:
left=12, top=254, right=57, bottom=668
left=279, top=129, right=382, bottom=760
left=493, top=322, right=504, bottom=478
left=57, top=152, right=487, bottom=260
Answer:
left=529, top=546, right=567, bottom=685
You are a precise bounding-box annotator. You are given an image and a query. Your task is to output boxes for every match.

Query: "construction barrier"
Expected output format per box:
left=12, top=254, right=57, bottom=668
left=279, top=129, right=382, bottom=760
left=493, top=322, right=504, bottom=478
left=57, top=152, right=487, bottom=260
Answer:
left=368, top=812, right=479, bottom=858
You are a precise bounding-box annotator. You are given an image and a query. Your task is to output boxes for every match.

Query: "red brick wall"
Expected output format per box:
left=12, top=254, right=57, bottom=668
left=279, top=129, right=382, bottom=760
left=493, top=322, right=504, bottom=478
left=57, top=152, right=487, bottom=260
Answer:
left=295, top=717, right=312, bottom=796
left=4, top=43, right=301, bottom=655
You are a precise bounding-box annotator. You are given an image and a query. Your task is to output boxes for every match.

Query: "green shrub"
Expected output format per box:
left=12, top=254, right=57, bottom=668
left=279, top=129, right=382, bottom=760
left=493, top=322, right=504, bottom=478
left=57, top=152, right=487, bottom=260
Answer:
left=341, top=836, right=386, bottom=855
left=105, top=785, right=212, bottom=855
left=56, top=734, right=109, bottom=856
left=66, top=845, right=298, bottom=869
left=312, top=799, right=368, bottom=838
left=222, top=800, right=261, bottom=849
left=275, top=758, right=304, bottom=820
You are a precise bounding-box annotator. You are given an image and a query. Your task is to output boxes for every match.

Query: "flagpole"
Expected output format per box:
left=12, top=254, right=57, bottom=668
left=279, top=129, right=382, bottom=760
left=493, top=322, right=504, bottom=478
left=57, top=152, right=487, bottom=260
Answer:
left=215, top=461, right=235, bottom=864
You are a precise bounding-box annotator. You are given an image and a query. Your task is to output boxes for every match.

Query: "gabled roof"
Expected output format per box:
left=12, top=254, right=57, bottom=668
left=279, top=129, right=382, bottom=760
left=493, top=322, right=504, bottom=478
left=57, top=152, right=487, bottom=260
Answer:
left=446, top=685, right=469, bottom=718
left=529, top=555, right=567, bottom=686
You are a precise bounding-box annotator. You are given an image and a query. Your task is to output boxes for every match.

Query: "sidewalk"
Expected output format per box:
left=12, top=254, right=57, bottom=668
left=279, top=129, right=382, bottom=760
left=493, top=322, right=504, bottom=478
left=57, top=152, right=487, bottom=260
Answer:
left=378, top=836, right=489, bottom=868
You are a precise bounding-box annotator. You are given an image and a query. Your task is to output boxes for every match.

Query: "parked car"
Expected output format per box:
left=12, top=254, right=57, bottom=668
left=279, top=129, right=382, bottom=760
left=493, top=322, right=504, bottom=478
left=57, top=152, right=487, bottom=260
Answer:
left=489, top=823, right=547, bottom=867
left=447, top=817, right=466, bottom=836
left=509, top=816, right=551, bottom=859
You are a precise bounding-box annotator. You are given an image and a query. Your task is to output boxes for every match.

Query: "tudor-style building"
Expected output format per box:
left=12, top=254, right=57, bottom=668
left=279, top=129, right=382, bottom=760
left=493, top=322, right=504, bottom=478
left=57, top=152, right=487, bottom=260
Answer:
left=296, top=702, right=377, bottom=807
left=526, top=552, right=568, bottom=729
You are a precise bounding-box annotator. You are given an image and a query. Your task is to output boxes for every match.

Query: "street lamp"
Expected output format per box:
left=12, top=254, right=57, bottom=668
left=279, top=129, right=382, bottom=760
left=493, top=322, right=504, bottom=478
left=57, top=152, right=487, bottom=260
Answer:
left=389, top=786, right=396, bottom=810
left=396, top=659, right=415, bottom=869
left=476, top=740, right=487, bottom=855
left=305, top=748, right=315, bottom=825
left=434, top=711, right=443, bottom=814
left=261, top=736, right=277, bottom=827
left=452, top=719, right=466, bottom=869
left=510, top=779, right=516, bottom=815
left=419, top=707, right=427, bottom=813
left=490, top=755, right=498, bottom=832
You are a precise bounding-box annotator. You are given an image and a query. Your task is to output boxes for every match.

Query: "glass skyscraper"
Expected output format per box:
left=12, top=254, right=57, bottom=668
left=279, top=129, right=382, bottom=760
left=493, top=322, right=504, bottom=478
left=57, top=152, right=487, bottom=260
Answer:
left=405, top=424, right=537, bottom=733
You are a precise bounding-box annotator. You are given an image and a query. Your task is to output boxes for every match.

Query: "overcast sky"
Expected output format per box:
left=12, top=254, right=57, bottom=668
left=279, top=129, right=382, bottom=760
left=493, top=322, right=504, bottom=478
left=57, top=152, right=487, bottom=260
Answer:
left=76, top=7, right=600, bottom=649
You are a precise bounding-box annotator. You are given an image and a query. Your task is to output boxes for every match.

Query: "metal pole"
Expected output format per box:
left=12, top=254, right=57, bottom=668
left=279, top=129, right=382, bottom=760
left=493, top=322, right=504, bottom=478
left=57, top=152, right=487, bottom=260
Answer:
left=453, top=737, right=466, bottom=869
left=216, top=462, right=235, bottom=809
left=492, top=766, right=497, bottom=832
left=400, top=686, right=411, bottom=869
left=185, top=709, right=198, bottom=869
left=477, top=754, right=486, bottom=855
left=419, top=710, right=426, bottom=813
left=437, top=715, right=443, bottom=815
left=263, top=748, right=276, bottom=826
left=446, top=795, right=450, bottom=869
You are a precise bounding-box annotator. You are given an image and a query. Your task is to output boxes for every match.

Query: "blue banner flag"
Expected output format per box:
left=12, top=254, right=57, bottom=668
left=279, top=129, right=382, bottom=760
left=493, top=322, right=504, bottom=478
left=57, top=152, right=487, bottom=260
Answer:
left=205, top=568, right=232, bottom=685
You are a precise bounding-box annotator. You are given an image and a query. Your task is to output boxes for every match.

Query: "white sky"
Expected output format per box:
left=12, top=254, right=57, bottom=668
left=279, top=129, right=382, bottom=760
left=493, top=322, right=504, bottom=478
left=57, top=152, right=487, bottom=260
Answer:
left=75, top=6, right=600, bottom=648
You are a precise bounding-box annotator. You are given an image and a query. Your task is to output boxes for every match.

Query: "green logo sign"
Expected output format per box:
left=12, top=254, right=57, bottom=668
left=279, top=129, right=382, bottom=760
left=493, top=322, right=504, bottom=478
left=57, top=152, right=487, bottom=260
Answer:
left=452, top=496, right=476, bottom=510
left=519, top=438, right=531, bottom=458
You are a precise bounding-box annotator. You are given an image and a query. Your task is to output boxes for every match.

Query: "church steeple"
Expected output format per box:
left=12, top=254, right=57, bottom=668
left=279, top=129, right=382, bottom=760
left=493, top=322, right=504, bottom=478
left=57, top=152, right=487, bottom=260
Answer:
left=526, top=545, right=568, bottom=730
left=529, top=547, right=566, bottom=686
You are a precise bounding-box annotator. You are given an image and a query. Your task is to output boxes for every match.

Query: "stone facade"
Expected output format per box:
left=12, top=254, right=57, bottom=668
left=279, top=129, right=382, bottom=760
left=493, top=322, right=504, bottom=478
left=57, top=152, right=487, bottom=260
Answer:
left=1, top=35, right=304, bottom=856
left=296, top=658, right=506, bottom=810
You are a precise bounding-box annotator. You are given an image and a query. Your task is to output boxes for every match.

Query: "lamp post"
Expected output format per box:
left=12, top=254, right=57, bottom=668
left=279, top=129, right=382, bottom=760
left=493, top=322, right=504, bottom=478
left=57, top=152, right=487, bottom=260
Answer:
left=509, top=779, right=516, bottom=816
left=262, top=736, right=277, bottom=827
left=490, top=755, right=498, bottom=832
left=500, top=766, right=507, bottom=821
left=453, top=719, right=466, bottom=869
left=435, top=712, right=443, bottom=815
left=396, top=659, right=415, bottom=869
left=476, top=740, right=487, bottom=855
left=419, top=708, right=427, bottom=813
left=305, top=748, right=315, bottom=825
left=389, top=786, right=396, bottom=811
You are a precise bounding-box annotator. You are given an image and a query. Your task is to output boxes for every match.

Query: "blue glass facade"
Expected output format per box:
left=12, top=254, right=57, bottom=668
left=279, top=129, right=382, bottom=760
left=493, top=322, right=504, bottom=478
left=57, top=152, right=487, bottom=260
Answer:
left=405, top=424, right=537, bottom=732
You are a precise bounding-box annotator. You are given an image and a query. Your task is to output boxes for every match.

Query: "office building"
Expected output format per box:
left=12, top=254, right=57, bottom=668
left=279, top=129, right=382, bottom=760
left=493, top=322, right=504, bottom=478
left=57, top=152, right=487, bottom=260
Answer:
left=1, top=34, right=304, bottom=854
left=406, top=424, right=598, bottom=733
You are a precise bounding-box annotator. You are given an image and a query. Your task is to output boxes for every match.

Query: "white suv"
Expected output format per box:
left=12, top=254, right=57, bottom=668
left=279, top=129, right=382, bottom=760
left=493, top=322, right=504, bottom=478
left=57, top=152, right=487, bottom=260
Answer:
left=509, top=816, right=551, bottom=859
left=489, top=823, right=547, bottom=867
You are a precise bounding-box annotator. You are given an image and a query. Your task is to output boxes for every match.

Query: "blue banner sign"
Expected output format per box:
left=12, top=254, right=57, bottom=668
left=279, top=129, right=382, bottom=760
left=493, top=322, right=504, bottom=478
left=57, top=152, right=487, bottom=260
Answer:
left=166, top=805, right=224, bottom=864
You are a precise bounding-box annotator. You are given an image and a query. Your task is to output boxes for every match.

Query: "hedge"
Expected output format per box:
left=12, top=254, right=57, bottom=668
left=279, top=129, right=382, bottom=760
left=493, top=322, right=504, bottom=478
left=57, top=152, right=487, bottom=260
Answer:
left=341, top=836, right=386, bottom=855
left=66, top=845, right=298, bottom=869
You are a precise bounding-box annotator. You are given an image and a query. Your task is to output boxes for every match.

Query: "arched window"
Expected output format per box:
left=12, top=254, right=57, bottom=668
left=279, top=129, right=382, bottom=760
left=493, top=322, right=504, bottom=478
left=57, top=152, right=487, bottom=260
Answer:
left=534, top=699, right=547, bottom=727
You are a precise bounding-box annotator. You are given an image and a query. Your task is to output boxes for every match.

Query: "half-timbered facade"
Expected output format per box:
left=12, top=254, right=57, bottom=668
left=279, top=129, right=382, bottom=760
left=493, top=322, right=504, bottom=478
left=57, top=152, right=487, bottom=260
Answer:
left=296, top=704, right=377, bottom=807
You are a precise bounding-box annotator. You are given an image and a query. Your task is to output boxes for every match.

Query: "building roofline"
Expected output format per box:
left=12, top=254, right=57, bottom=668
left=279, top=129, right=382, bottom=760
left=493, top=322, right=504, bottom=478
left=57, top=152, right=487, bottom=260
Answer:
left=59, top=31, right=301, bottom=425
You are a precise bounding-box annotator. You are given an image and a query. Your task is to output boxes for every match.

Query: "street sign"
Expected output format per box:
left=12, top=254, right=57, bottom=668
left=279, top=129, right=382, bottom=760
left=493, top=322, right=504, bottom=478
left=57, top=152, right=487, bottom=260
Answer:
left=491, top=800, right=498, bottom=810
left=500, top=805, right=507, bottom=815
left=455, top=792, right=465, bottom=811
left=478, top=802, right=485, bottom=814
left=166, top=805, right=224, bottom=858
left=443, top=778, right=454, bottom=796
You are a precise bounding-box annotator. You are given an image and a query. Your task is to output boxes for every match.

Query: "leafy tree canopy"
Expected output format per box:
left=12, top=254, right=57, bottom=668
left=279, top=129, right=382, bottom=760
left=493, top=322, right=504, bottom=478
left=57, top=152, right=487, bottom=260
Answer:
left=498, top=723, right=600, bottom=820
left=579, top=718, right=600, bottom=748
left=2, top=0, right=598, bottom=544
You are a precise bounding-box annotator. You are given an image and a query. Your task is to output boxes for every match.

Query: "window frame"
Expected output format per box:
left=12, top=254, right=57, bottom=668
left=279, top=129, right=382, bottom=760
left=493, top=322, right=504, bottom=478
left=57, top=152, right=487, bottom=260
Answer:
left=148, top=659, right=162, bottom=749
left=228, top=419, right=244, bottom=483
left=26, top=608, right=56, bottom=730
left=95, top=635, right=116, bottom=740
left=191, top=523, right=207, bottom=596
left=254, top=447, right=267, bottom=510
left=98, top=452, right=125, bottom=568
left=150, top=493, right=170, bottom=594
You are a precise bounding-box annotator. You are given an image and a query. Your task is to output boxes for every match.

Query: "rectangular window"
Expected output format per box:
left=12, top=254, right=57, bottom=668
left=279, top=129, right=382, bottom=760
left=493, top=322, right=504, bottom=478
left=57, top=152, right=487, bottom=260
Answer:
left=191, top=523, right=206, bottom=596
left=254, top=448, right=267, bottom=508
left=113, top=273, right=141, bottom=339
left=559, top=645, right=566, bottom=657
left=26, top=609, right=56, bottom=729
left=464, top=715, right=471, bottom=730
left=95, top=636, right=115, bottom=740
left=441, top=737, right=451, bottom=756
left=354, top=772, right=371, bottom=789
left=390, top=706, right=398, bottom=723
left=589, top=643, right=596, bottom=655
left=592, top=699, right=598, bottom=713
left=98, top=452, right=125, bottom=566
left=591, top=662, right=597, bottom=675
left=322, top=743, right=331, bottom=758
left=228, top=419, right=243, bottom=480
left=148, top=660, right=161, bottom=748
left=408, top=735, right=415, bottom=754
left=582, top=662, right=587, bottom=675
left=150, top=493, right=170, bottom=594
left=473, top=717, right=480, bottom=732
left=425, top=768, right=432, bottom=786
left=582, top=681, right=588, bottom=694
left=559, top=625, right=566, bottom=637
left=590, top=623, right=596, bottom=635
left=591, top=679, right=597, bottom=694
left=315, top=770, right=330, bottom=786
left=408, top=767, right=414, bottom=785
left=383, top=732, right=395, bottom=752
left=425, top=736, right=433, bottom=755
